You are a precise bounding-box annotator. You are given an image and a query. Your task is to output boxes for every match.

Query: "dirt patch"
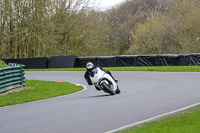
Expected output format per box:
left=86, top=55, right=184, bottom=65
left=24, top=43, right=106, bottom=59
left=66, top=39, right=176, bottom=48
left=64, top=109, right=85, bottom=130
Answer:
left=0, top=86, right=26, bottom=96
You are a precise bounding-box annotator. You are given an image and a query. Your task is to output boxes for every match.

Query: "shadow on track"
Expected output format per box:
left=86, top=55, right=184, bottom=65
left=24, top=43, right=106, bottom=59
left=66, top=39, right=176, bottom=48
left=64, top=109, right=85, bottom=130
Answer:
left=87, top=94, right=112, bottom=98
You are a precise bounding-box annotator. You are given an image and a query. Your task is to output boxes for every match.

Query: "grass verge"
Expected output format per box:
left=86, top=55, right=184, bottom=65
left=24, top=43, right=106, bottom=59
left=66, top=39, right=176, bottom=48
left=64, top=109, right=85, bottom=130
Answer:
left=117, top=105, right=200, bottom=133
left=0, top=60, right=8, bottom=68
left=0, top=80, right=83, bottom=107
left=26, top=66, right=200, bottom=72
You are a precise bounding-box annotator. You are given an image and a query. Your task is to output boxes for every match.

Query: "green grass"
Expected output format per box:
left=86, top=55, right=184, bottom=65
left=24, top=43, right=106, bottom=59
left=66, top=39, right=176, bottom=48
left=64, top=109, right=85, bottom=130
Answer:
left=26, top=66, right=200, bottom=72
left=118, top=106, right=200, bottom=133
left=0, top=60, right=8, bottom=68
left=0, top=80, right=83, bottom=107
left=106, top=66, right=200, bottom=72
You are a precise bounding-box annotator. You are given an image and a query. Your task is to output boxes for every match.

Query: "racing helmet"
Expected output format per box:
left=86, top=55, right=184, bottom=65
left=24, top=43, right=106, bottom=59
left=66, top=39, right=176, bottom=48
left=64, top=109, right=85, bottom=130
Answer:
left=86, top=62, right=94, bottom=70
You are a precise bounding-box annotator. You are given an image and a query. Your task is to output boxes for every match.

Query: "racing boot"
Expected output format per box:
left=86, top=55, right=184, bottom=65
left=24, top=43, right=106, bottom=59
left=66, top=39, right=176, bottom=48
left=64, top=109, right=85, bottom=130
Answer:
left=95, top=86, right=101, bottom=91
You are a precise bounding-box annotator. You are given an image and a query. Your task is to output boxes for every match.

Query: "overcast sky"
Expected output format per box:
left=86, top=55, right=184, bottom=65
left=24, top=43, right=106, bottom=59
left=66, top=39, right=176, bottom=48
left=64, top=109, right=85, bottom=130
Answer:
left=90, top=0, right=126, bottom=10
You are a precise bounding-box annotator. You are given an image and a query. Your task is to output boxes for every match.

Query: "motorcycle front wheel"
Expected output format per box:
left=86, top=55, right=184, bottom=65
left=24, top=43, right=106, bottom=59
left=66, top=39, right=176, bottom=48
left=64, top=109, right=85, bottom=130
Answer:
left=101, top=82, right=115, bottom=95
left=115, top=86, right=121, bottom=94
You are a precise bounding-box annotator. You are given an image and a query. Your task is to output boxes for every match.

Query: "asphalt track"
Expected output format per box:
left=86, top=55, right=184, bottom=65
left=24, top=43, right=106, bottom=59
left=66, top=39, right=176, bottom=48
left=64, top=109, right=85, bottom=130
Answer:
left=1, top=71, right=200, bottom=133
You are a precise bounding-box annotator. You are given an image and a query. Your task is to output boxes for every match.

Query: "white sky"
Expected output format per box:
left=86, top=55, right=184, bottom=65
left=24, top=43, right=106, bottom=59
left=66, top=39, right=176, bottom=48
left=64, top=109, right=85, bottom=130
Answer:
left=90, top=0, right=126, bottom=10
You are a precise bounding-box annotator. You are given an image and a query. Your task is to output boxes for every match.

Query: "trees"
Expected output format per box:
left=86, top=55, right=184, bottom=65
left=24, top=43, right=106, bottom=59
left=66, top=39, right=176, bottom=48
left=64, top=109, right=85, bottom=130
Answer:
left=1, top=0, right=199, bottom=58
left=106, top=0, right=173, bottom=55
left=0, top=0, right=92, bottom=59
left=83, top=10, right=115, bottom=56
left=127, top=0, right=200, bottom=55
left=0, top=0, right=118, bottom=58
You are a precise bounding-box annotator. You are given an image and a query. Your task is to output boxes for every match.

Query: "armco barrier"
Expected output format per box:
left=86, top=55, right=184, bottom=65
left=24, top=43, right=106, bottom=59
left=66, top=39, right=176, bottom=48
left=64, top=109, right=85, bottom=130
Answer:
left=0, top=65, right=25, bottom=93
left=1, top=53, right=200, bottom=68
left=20, top=57, right=48, bottom=69
left=3, top=57, right=48, bottom=69
left=116, top=55, right=137, bottom=67
left=97, top=56, right=117, bottom=67
left=157, top=54, right=180, bottom=66
left=179, top=54, right=190, bottom=66
left=190, top=53, right=200, bottom=65
left=48, top=55, right=77, bottom=68
left=137, top=55, right=158, bottom=66
left=75, top=57, right=97, bottom=68
left=2, top=59, right=21, bottom=64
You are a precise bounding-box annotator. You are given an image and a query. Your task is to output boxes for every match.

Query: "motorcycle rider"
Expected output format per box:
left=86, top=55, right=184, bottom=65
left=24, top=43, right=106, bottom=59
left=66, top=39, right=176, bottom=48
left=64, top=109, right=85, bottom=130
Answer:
left=84, top=62, right=118, bottom=91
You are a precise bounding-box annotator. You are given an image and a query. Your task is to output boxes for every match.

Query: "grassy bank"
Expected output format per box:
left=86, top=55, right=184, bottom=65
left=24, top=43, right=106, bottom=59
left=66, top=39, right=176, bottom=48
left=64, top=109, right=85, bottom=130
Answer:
left=118, top=105, right=200, bottom=133
left=0, top=80, right=83, bottom=107
left=0, top=60, right=8, bottom=68
left=26, top=66, right=200, bottom=72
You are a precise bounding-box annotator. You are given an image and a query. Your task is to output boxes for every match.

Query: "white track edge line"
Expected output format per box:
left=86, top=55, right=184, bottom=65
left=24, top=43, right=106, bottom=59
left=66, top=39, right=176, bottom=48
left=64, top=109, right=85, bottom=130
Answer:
left=70, top=83, right=87, bottom=96
left=105, top=102, right=200, bottom=133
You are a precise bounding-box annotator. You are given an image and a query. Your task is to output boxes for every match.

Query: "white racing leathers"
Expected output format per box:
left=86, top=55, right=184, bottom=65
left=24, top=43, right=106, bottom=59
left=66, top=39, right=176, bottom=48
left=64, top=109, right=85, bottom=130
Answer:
left=90, top=67, right=120, bottom=95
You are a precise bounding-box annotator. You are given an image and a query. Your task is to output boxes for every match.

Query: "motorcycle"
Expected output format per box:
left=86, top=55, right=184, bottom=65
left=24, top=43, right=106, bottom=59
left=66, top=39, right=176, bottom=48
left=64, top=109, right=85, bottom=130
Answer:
left=90, top=67, right=120, bottom=95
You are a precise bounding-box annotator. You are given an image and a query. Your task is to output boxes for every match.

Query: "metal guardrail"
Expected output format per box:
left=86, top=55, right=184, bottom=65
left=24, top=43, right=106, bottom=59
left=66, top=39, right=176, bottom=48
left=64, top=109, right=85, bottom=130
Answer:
left=0, top=65, right=25, bottom=93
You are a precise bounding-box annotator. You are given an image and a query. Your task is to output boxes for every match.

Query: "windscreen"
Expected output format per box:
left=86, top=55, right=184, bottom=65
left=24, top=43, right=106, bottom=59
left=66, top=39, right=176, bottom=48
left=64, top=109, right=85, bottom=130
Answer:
left=90, top=68, right=98, bottom=77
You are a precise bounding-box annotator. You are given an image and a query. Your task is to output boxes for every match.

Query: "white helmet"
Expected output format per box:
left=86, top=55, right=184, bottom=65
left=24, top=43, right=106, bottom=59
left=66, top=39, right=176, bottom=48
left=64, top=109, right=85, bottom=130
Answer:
left=86, top=62, right=94, bottom=70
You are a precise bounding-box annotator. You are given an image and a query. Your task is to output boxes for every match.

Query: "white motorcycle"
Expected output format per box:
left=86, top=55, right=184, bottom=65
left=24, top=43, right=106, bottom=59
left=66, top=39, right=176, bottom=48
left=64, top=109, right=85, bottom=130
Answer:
left=90, top=67, right=120, bottom=95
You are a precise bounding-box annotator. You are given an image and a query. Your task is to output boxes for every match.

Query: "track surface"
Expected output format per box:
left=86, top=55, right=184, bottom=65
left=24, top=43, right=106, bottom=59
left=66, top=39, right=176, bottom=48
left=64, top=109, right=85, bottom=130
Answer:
left=1, top=71, right=200, bottom=133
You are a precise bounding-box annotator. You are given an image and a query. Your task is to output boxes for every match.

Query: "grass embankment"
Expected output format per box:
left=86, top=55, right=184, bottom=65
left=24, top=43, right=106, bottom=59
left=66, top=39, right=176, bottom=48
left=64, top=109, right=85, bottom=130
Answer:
left=26, top=66, right=200, bottom=72
left=0, top=80, right=83, bottom=107
left=0, top=60, right=8, bottom=68
left=118, top=106, right=200, bottom=133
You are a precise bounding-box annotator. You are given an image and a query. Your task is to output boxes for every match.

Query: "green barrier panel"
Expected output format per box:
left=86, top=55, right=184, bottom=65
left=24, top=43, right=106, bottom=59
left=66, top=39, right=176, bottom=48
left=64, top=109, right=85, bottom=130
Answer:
left=0, top=65, right=25, bottom=93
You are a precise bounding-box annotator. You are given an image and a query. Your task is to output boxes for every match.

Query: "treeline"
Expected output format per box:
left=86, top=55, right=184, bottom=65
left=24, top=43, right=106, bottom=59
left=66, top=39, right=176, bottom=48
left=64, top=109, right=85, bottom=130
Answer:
left=0, top=0, right=113, bottom=58
left=106, top=0, right=173, bottom=54
left=127, top=0, right=200, bottom=55
left=0, top=0, right=200, bottom=59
